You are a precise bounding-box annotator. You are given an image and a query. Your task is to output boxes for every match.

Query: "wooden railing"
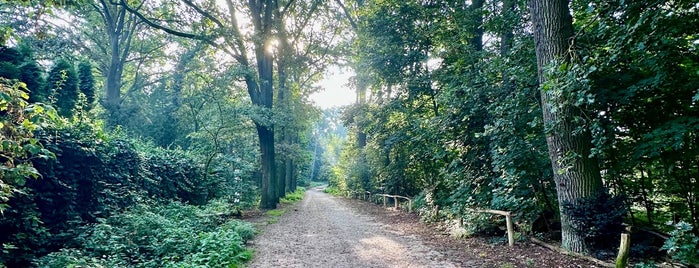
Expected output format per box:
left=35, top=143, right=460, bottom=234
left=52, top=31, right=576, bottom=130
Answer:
left=464, top=208, right=515, bottom=247
left=346, top=190, right=515, bottom=247
left=342, top=189, right=645, bottom=257
left=375, top=194, right=413, bottom=213
left=346, top=191, right=413, bottom=212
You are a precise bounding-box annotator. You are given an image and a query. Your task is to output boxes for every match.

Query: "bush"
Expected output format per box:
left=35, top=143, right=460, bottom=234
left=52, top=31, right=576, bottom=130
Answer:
left=35, top=200, right=256, bottom=268
left=280, top=187, right=306, bottom=204
left=661, top=221, right=699, bottom=265
left=323, top=186, right=342, bottom=195
left=1, top=119, right=245, bottom=266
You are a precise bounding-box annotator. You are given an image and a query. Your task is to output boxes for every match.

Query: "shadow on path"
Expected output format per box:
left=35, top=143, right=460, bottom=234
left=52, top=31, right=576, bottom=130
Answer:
left=247, top=189, right=458, bottom=268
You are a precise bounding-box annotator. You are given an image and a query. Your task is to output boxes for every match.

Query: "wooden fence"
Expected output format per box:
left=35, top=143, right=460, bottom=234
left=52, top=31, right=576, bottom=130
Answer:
left=346, top=191, right=515, bottom=247
left=464, top=208, right=515, bottom=247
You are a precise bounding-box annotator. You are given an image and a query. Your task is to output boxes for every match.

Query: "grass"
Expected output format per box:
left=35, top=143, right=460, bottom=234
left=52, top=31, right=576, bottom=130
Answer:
left=280, top=187, right=305, bottom=204
left=265, top=209, right=285, bottom=224
left=323, top=186, right=342, bottom=196
left=263, top=187, right=306, bottom=224
left=309, top=181, right=326, bottom=188
left=266, top=209, right=285, bottom=217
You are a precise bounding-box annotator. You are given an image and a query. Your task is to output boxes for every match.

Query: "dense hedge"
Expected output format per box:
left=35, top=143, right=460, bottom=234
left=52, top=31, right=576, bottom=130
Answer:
left=0, top=123, right=219, bottom=266
left=34, top=200, right=255, bottom=268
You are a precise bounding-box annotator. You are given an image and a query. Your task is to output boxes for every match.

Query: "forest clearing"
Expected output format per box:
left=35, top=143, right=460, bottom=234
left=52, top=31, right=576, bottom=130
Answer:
left=1, top=0, right=698, bottom=267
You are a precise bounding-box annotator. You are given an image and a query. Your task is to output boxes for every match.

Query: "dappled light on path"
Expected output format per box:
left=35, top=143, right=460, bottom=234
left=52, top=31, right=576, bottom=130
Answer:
left=356, top=236, right=411, bottom=266
left=248, top=189, right=458, bottom=267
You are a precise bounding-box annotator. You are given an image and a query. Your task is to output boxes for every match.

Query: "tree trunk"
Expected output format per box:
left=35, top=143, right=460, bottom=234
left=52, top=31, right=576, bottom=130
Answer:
left=249, top=0, right=279, bottom=209
left=257, top=123, right=277, bottom=209
left=256, top=50, right=277, bottom=208
left=275, top=11, right=294, bottom=196
left=471, top=0, right=485, bottom=52
left=104, top=13, right=124, bottom=125
left=290, top=150, right=298, bottom=190
left=500, top=0, right=515, bottom=56
left=285, top=155, right=293, bottom=192
left=96, top=0, right=136, bottom=127
left=529, top=0, right=603, bottom=253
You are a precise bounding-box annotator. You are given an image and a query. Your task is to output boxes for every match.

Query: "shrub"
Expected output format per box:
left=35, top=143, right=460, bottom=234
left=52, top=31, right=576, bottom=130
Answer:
left=661, top=221, right=699, bottom=265
left=280, top=187, right=306, bottom=204
left=1, top=118, right=246, bottom=266
left=35, top=200, right=256, bottom=268
left=323, top=186, right=342, bottom=195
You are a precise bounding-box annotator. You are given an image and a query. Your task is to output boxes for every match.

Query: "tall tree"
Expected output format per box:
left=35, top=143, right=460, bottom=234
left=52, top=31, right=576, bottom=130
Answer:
left=90, top=0, right=141, bottom=125
left=529, top=0, right=603, bottom=253
left=77, top=60, right=95, bottom=109
left=47, top=58, right=79, bottom=117
left=116, top=0, right=337, bottom=208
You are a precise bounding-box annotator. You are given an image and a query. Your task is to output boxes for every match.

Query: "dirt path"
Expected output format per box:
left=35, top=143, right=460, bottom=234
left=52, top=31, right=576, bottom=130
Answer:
left=247, top=188, right=466, bottom=268
left=248, top=188, right=599, bottom=268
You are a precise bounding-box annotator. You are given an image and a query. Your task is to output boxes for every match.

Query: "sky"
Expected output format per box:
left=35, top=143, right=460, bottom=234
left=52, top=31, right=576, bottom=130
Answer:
left=311, top=66, right=356, bottom=109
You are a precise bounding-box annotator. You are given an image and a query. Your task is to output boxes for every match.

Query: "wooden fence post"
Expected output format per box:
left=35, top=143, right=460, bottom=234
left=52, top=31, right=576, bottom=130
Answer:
left=505, top=213, right=514, bottom=247
left=465, top=209, right=516, bottom=247
left=615, top=233, right=631, bottom=268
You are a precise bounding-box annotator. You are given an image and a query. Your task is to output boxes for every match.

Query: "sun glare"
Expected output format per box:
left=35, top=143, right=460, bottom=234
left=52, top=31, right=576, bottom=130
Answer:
left=312, top=66, right=356, bottom=109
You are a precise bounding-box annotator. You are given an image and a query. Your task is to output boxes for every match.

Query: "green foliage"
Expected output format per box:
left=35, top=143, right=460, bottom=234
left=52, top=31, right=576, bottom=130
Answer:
left=266, top=209, right=285, bottom=217
left=459, top=212, right=506, bottom=238
left=0, top=45, right=46, bottom=103
left=336, top=1, right=697, bottom=260
left=0, top=46, right=22, bottom=64
left=19, top=60, right=46, bottom=102
left=573, top=0, right=699, bottom=230
left=265, top=208, right=285, bottom=224
left=323, top=186, right=342, bottom=196
left=337, top=0, right=555, bottom=232
left=47, top=58, right=79, bottom=117
left=1, top=0, right=696, bottom=264
left=661, top=222, right=699, bottom=265
left=280, top=187, right=305, bottom=204
left=1, top=114, right=254, bottom=266
left=35, top=200, right=255, bottom=267
left=77, top=61, right=95, bottom=109
left=0, top=61, right=20, bottom=79
left=634, top=262, right=658, bottom=268
left=0, top=78, right=57, bottom=212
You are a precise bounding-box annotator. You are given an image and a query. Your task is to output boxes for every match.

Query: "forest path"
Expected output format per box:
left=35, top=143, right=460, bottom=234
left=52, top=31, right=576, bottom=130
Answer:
left=246, top=188, right=464, bottom=268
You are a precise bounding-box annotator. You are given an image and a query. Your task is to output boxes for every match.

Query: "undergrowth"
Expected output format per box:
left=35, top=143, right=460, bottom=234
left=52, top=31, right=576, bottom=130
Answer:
left=264, top=187, right=306, bottom=224
left=323, top=186, right=342, bottom=196
left=280, top=187, right=306, bottom=204
left=34, top=199, right=255, bottom=267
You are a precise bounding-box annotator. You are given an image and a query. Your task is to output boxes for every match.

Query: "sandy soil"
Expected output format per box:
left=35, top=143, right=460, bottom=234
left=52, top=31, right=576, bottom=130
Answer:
left=247, top=188, right=599, bottom=268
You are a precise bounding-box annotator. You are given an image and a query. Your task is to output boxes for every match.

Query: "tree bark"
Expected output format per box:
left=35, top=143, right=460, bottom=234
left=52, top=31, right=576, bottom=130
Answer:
left=500, top=0, right=515, bottom=56
left=275, top=5, right=294, bottom=196
left=249, top=0, right=278, bottom=209
left=471, top=0, right=485, bottom=52
left=98, top=0, right=134, bottom=126
left=529, top=0, right=603, bottom=253
left=257, top=123, right=277, bottom=209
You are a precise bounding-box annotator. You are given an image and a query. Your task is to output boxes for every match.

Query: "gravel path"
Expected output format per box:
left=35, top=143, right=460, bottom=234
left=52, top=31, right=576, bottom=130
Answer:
left=247, top=188, right=460, bottom=268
